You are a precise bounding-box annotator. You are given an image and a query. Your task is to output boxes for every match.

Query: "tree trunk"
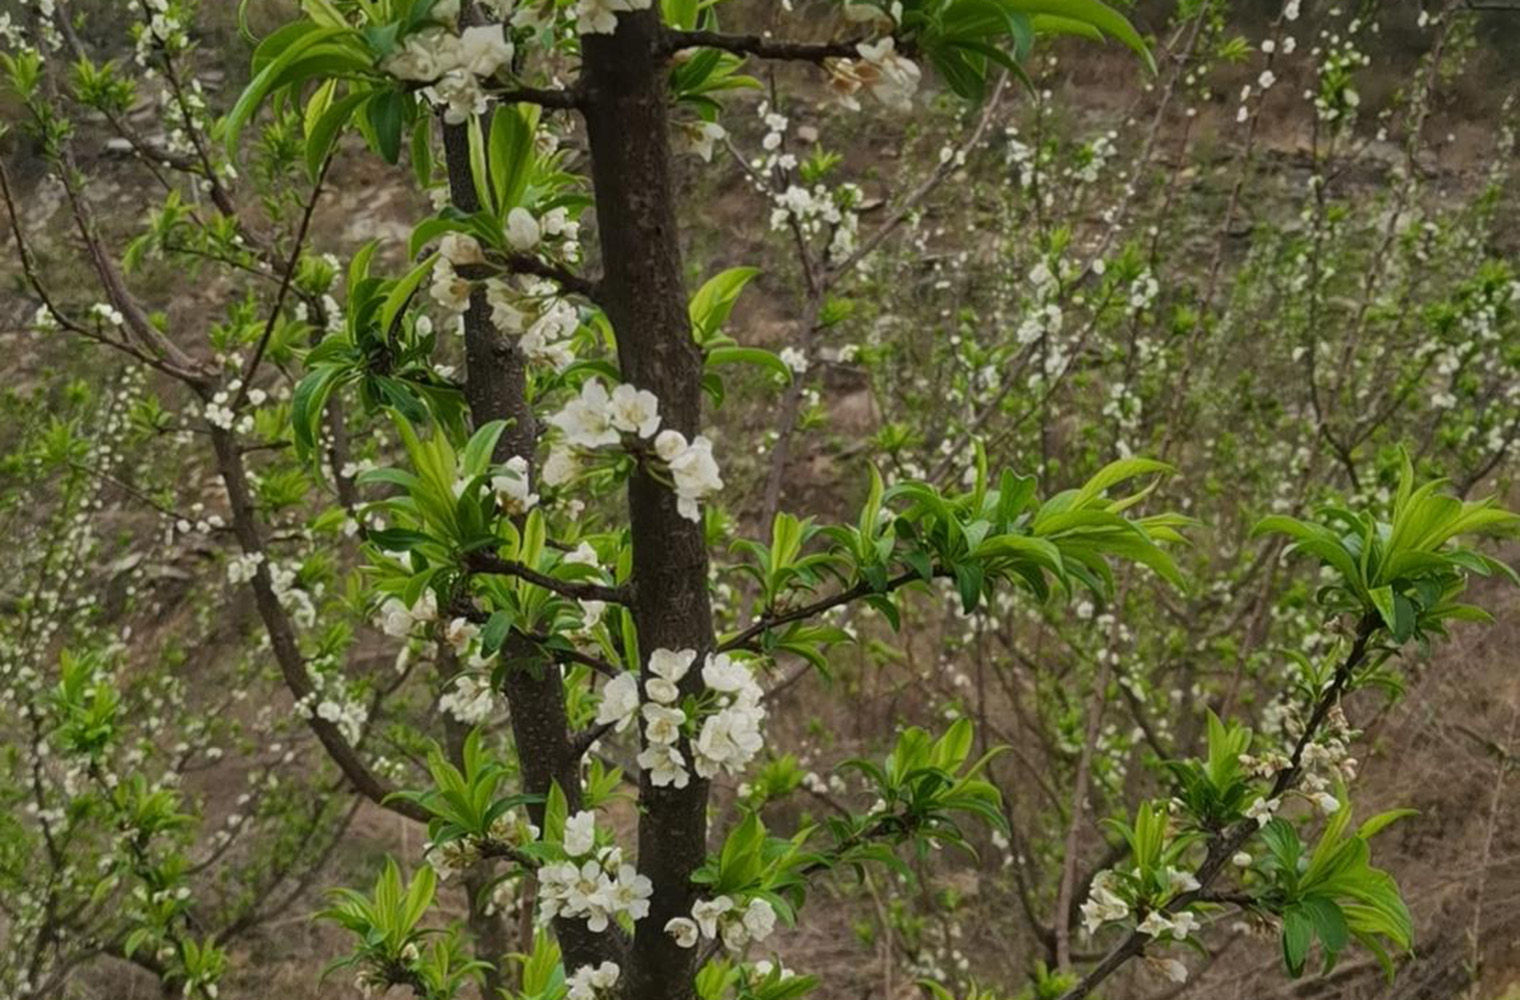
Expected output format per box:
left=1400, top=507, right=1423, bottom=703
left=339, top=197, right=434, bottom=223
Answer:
left=441, top=118, right=617, bottom=973
left=581, top=11, right=716, bottom=1000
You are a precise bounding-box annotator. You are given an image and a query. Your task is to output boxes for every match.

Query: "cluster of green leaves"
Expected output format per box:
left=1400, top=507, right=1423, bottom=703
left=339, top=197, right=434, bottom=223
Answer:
left=1256, top=805, right=1414, bottom=978
left=695, top=958, right=820, bottom=1000
left=51, top=649, right=121, bottom=760
left=360, top=416, right=617, bottom=653
left=411, top=103, right=588, bottom=257
left=318, top=859, right=486, bottom=1000
left=835, top=719, right=1007, bottom=862
left=1164, top=711, right=1255, bottom=831
left=1254, top=452, right=1518, bottom=645
left=664, top=0, right=762, bottom=113
left=291, top=244, right=466, bottom=461
left=691, top=267, right=795, bottom=404
left=1099, top=799, right=1199, bottom=908
left=694, top=811, right=817, bottom=928
left=113, top=774, right=226, bottom=998
left=732, top=456, right=1190, bottom=659
left=881, top=0, right=1153, bottom=100
left=388, top=729, right=538, bottom=853
left=227, top=2, right=424, bottom=169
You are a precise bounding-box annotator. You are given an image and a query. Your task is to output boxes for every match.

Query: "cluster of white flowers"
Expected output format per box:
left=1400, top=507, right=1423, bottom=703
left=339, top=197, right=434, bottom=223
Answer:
left=596, top=648, right=765, bottom=788
left=439, top=672, right=495, bottom=724
left=653, top=430, right=723, bottom=522
left=690, top=652, right=766, bottom=778
left=226, top=551, right=265, bottom=585
left=377, top=589, right=439, bottom=638
left=382, top=22, right=514, bottom=124
left=547, top=379, right=723, bottom=521
left=664, top=895, right=778, bottom=952
left=486, top=276, right=582, bottom=371
left=767, top=180, right=862, bottom=266
left=430, top=232, right=483, bottom=314
left=575, top=0, right=652, bottom=35
left=826, top=38, right=921, bottom=113
left=1079, top=868, right=1130, bottom=934
left=1081, top=867, right=1202, bottom=942
left=88, top=302, right=124, bottom=327
left=1136, top=907, right=1201, bottom=941
left=138, top=0, right=189, bottom=60
left=539, top=812, right=653, bottom=931
left=1070, top=131, right=1118, bottom=186
left=202, top=383, right=261, bottom=436
left=1016, top=259, right=1065, bottom=349
left=294, top=666, right=370, bottom=745
left=566, top=961, right=621, bottom=1000
left=268, top=559, right=318, bottom=629
left=551, top=378, right=659, bottom=447
left=1245, top=794, right=1281, bottom=826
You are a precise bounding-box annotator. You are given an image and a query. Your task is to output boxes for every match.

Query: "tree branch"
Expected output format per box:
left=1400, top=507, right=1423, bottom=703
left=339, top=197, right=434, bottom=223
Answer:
left=457, top=255, right=602, bottom=301
left=480, top=82, right=586, bottom=110
left=465, top=551, right=630, bottom=604
left=1054, top=613, right=1383, bottom=1000
left=662, top=28, right=865, bottom=62
left=718, top=568, right=940, bottom=653
left=208, top=428, right=430, bottom=824
left=233, top=155, right=332, bottom=410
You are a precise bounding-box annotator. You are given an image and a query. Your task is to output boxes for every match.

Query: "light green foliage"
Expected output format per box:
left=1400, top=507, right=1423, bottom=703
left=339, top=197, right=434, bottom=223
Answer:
left=1255, top=451, right=1519, bottom=644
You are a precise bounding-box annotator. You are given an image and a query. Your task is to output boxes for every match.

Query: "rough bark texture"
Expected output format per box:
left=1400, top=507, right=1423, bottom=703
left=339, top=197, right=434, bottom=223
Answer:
left=441, top=119, right=618, bottom=971
left=581, top=12, right=717, bottom=1000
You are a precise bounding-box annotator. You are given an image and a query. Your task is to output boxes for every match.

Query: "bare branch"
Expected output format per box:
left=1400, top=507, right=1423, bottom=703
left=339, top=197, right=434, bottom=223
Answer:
left=719, top=568, right=945, bottom=653
left=233, top=155, right=333, bottom=410
left=662, top=28, right=864, bottom=63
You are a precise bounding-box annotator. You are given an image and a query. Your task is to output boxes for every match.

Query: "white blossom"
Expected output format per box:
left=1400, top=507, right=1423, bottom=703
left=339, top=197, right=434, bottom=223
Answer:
left=637, top=741, right=689, bottom=788
left=564, top=810, right=597, bottom=856
left=645, top=647, right=695, bottom=704
left=550, top=379, right=621, bottom=448
left=567, top=961, right=620, bottom=1000
left=608, top=383, right=661, bottom=438
left=506, top=207, right=542, bottom=251
left=595, top=672, right=640, bottom=732
left=491, top=456, right=539, bottom=515
left=665, top=916, right=699, bottom=948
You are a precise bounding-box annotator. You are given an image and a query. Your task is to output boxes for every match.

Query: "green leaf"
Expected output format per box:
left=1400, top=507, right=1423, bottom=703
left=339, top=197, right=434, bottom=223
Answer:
left=366, top=88, right=408, bottom=164
left=480, top=610, right=512, bottom=657
left=705, top=345, right=792, bottom=383
left=1282, top=903, right=1314, bottom=977
left=488, top=103, right=541, bottom=215
left=380, top=252, right=439, bottom=337
left=306, top=88, right=372, bottom=181
left=690, top=267, right=760, bottom=343
left=1008, top=0, right=1155, bottom=71
left=1368, top=585, right=1398, bottom=635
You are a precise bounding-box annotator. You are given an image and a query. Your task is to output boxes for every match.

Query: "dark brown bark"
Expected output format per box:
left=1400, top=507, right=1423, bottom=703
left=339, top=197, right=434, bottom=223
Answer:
left=440, top=118, right=619, bottom=972
left=581, top=12, right=716, bottom=1000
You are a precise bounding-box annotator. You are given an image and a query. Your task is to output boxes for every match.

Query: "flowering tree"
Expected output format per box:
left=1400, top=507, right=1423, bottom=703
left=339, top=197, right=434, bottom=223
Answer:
left=1, top=1, right=1517, bottom=1000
